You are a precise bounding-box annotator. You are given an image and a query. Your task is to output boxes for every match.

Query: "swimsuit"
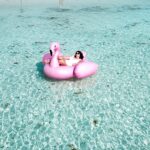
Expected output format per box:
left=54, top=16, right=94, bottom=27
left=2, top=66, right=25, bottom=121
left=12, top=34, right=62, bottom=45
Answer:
left=65, top=56, right=81, bottom=66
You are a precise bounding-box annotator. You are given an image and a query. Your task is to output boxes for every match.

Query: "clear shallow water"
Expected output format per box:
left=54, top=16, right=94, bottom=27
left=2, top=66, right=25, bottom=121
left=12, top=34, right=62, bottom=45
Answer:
left=0, top=3, right=150, bottom=150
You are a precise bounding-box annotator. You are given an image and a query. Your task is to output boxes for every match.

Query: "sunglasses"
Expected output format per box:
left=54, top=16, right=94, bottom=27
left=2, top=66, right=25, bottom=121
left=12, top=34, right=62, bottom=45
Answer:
left=75, top=52, right=80, bottom=54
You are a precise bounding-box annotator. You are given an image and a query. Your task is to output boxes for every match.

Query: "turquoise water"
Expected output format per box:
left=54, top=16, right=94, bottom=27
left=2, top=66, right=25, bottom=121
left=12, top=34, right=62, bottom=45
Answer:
left=0, top=3, right=150, bottom=150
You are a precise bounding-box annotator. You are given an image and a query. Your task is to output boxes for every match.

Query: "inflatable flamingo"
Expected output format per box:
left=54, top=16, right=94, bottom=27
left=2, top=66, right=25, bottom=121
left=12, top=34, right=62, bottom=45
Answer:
left=42, top=42, right=98, bottom=80
left=42, top=42, right=62, bottom=64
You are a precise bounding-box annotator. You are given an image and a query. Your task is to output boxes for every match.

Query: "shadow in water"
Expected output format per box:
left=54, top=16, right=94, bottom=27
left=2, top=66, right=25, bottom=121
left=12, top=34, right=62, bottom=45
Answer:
left=36, top=62, right=56, bottom=82
left=36, top=62, right=44, bottom=78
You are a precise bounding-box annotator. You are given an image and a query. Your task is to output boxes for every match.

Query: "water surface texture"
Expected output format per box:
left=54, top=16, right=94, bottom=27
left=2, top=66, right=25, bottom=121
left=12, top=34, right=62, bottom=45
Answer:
left=0, top=2, right=150, bottom=150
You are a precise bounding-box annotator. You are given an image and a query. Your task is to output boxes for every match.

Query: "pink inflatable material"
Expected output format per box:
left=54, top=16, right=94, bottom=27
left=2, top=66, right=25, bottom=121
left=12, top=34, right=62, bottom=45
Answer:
left=42, top=42, right=98, bottom=80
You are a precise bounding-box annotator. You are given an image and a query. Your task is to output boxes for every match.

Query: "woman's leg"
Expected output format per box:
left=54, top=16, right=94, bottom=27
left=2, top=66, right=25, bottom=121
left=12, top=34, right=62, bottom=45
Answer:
left=58, top=58, right=66, bottom=65
left=58, top=56, right=64, bottom=60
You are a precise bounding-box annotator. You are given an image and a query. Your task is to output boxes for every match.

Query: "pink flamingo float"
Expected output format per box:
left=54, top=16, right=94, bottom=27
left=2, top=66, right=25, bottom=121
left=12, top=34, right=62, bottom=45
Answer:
left=42, top=42, right=98, bottom=80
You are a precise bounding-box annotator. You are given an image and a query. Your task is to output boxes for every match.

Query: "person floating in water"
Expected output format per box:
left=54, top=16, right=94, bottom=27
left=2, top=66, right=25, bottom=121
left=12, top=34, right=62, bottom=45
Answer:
left=58, top=51, right=84, bottom=66
left=44, top=50, right=84, bottom=66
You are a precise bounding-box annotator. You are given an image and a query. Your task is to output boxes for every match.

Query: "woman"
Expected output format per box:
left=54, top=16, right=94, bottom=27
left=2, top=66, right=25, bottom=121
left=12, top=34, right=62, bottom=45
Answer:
left=58, top=51, right=84, bottom=66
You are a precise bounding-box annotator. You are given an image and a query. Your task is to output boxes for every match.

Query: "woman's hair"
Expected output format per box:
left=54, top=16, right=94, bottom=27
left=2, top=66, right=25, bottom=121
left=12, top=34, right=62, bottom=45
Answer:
left=74, top=50, right=84, bottom=59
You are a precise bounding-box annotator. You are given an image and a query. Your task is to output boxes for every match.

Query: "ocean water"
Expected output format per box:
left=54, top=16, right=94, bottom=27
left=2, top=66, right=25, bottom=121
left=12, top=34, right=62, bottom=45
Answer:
left=0, top=3, right=150, bottom=150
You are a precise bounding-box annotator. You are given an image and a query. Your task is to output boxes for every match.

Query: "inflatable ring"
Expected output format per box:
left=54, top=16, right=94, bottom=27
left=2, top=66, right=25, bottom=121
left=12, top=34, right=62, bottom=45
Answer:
left=42, top=42, right=98, bottom=80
